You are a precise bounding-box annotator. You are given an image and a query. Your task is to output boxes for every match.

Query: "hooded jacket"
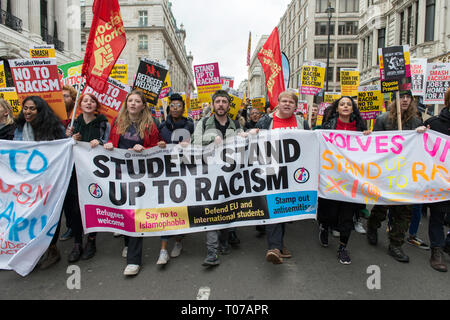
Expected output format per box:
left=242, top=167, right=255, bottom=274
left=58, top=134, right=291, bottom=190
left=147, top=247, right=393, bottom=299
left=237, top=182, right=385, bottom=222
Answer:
left=73, top=113, right=110, bottom=144
left=424, top=107, right=450, bottom=136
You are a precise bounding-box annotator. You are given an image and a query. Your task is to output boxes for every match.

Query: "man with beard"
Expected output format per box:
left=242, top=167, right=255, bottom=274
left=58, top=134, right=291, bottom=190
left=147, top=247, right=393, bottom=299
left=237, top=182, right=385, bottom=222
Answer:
left=192, top=90, right=241, bottom=266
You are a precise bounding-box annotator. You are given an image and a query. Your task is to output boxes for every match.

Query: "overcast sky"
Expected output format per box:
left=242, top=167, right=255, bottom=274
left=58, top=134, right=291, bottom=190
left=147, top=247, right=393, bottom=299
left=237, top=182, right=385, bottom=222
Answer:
left=170, top=0, right=292, bottom=89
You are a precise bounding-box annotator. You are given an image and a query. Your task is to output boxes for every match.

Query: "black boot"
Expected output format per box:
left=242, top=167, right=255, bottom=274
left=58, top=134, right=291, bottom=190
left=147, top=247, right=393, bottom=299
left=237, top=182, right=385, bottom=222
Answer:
left=228, top=231, right=240, bottom=246
left=366, top=227, right=378, bottom=246
left=81, top=237, right=96, bottom=260
left=388, top=245, right=409, bottom=263
left=68, top=243, right=82, bottom=263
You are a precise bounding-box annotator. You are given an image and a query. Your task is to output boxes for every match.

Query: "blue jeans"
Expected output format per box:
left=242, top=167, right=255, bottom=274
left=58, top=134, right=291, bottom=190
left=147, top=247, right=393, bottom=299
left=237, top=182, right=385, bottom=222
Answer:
left=408, top=204, right=422, bottom=236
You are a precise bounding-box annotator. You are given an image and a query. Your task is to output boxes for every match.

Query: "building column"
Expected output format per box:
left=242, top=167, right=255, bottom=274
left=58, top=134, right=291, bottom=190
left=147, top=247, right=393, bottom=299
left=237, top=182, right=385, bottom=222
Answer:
left=372, top=29, right=378, bottom=68
left=54, top=0, right=67, bottom=50
left=416, top=0, right=426, bottom=45
left=13, top=0, right=29, bottom=32
left=28, top=0, right=42, bottom=41
left=47, top=0, right=54, bottom=36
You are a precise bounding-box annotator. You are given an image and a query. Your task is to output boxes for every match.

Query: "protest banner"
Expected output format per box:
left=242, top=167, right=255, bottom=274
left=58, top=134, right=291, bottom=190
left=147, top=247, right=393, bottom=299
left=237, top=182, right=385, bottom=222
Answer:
left=73, top=130, right=319, bottom=236
left=133, top=58, right=168, bottom=106
left=0, top=87, right=20, bottom=116
left=0, top=61, right=6, bottom=88
left=29, top=45, right=55, bottom=59
left=340, top=69, right=359, bottom=97
left=300, top=61, right=326, bottom=95
left=110, top=59, right=128, bottom=85
left=194, top=62, right=221, bottom=104
left=159, top=72, right=172, bottom=99
left=0, top=139, right=74, bottom=276
left=357, top=85, right=383, bottom=120
left=10, top=58, right=67, bottom=120
left=378, top=46, right=411, bottom=94
left=220, top=76, right=234, bottom=89
left=315, top=102, right=330, bottom=126
left=78, top=76, right=130, bottom=124
left=58, top=60, right=84, bottom=90
left=228, top=89, right=243, bottom=120
left=251, top=96, right=266, bottom=113
left=190, top=93, right=202, bottom=117
left=423, top=62, right=450, bottom=105
left=410, top=58, right=427, bottom=96
left=318, top=130, right=449, bottom=205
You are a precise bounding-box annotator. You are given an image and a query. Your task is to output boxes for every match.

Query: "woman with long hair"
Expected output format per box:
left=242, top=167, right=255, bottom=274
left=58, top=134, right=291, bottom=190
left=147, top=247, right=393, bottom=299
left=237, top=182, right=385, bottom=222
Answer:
left=318, top=96, right=371, bottom=265
left=14, top=96, right=66, bottom=269
left=66, top=93, right=110, bottom=263
left=0, top=98, right=16, bottom=140
left=104, top=89, right=165, bottom=276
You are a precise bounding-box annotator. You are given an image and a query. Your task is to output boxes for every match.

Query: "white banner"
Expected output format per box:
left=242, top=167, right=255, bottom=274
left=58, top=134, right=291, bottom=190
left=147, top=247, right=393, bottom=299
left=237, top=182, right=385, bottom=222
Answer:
left=318, top=130, right=449, bottom=205
left=74, top=130, right=320, bottom=237
left=0, top=139, right=74, bottom=276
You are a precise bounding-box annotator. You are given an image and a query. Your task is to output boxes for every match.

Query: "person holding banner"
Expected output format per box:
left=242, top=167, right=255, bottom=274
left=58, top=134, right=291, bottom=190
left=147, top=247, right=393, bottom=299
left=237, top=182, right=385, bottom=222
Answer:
left=367, top=90, right=423, bottom=263
left=65, top=93, right=111, bottom=263
left=104, top=89, right=165, bottom=276
left=0, top=98, right=16, bottom=140
left=191, top=90, right=241, bottom=266
left=14, top=96, right=66, bottom=269
left=317, top=96, right=370, bottom=264
left=252, top=91, right=310, bottom=264
left=156, top=93, right=194, bottom=265
left=423, top=88, right=450, bottom=272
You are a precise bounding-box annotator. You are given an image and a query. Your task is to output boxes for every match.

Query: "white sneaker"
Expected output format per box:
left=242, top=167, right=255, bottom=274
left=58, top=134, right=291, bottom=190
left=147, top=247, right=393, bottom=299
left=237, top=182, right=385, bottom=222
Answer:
left=157, top=249, right=170, bottom=265
left=354, top=219, right=366, bottom=234
left=122, top=246, right=128, bottom=258
left=332, top=230, right=340, bottom=237
left=170, top=242, right=183, bottom=258
left=123, top=264, right=140, bottom=276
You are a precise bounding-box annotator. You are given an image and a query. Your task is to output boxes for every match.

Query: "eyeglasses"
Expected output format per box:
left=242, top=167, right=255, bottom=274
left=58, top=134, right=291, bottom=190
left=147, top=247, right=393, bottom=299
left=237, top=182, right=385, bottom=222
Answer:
left=170, top=103, right=183, bottom=109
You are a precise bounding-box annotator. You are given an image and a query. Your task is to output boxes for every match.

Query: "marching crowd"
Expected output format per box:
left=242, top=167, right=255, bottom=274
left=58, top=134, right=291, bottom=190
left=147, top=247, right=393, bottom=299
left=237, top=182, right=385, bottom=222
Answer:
left=0, top=85, right=449, bottom=277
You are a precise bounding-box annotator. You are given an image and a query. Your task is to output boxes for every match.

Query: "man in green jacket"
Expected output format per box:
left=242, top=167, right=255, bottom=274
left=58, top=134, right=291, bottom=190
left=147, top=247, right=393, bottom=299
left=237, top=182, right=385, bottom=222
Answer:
left=192, top=90, right=241, bottom=266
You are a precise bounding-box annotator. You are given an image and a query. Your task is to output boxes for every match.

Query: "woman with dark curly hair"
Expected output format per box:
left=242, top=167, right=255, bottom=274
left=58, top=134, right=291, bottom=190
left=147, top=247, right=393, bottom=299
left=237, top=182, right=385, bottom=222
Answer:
left=14, top=96, right=65, bottom=141
left=318, top=96, right=371, bottom=265
left=13, top=96, right=66, bottom=270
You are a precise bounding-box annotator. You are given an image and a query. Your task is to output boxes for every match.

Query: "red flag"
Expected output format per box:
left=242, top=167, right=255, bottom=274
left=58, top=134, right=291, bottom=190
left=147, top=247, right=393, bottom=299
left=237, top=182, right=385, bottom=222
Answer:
left=257, top=27, right=285, bottom=110
left=82, top=0, right=126, bottom=91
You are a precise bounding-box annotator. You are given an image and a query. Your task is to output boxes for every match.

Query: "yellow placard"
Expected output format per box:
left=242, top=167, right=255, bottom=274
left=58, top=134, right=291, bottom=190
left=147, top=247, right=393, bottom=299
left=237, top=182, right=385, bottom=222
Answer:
left=134, top=207, right=190, bottom=233
left=228, top=94, right=242, bottom=120
left=251, top=97, right=266, bottom=113
left=110, top=63, right=128, bottom=84
left=324, top=92, right=341, bottom=104
left=0, top=88, right=21, bottom=116
left=340, top=69, right=359, bottom=96
left=0, top=61, right=6, bottom=88
left=197, top=84, right=222, bottom=104
left=30, top=45, right=56, bottom=58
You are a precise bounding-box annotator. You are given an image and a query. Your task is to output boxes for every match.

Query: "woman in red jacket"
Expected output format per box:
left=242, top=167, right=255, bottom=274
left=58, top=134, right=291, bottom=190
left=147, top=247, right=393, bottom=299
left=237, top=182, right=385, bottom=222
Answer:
left=104, top=89, right=165, bottom=276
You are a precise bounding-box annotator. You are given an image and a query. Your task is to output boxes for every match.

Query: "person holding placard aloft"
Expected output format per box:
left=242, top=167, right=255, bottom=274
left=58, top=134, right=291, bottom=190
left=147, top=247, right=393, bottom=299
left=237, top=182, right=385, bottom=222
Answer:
left=367, top=90, right=425, bottom=263
left=104, top=90, right=166, bottom=276
left=317, top=96, right=371, bottom=265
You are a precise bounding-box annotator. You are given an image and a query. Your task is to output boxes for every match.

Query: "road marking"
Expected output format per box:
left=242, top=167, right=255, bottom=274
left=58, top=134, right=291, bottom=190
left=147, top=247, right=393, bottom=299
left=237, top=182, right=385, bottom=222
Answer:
left=196, top=286, right=211, bottom=300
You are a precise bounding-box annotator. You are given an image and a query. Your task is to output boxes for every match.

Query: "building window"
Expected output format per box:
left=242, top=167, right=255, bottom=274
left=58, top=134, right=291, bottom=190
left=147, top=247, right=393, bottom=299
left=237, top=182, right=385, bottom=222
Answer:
left=336, top=66, right=342, bottom=82
left=338, top=21, right=358, bottom=35
left=400, top=11, right=406, bottom=44
left=377, top=28, right=385, bottom=49
left=315, top=44, right=334, bottom=59
left=315, top=21, right=335, bottom=35
left=138, top=35, right=148, bottom=49
left=316, top=0, right=335, bottom=13
left=425, top=0, right=435, bottom=42
left=326, top=66, right=334, bottom=83
left=337, top=44, right=357, bottom=59
left=339, top=0, right=359, bottom=12
left=139, top=10, right=148, bottom=27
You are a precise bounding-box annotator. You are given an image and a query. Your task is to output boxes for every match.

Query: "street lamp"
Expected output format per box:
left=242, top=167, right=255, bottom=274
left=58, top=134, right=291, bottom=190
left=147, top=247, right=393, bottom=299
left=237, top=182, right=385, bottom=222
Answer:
left=325, top=2, right=335, bottom=92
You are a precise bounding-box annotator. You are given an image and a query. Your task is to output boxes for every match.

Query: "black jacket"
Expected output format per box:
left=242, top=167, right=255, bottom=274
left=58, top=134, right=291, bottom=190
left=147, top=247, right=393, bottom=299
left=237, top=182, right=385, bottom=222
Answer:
left=322, top=114, right=367, bottom=131
left=158, top=116, right=194, bottom=144
left=0, top=123, right=15, bottom=140
left=424, top=107, right=450, bottom=136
